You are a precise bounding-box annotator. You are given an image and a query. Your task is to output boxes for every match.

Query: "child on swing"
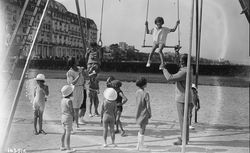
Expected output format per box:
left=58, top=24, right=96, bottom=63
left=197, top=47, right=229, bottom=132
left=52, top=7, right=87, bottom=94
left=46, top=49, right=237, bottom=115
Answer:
left=145, top=17, right=180, bottom=70
left=85, top=42, right=103, bottom=76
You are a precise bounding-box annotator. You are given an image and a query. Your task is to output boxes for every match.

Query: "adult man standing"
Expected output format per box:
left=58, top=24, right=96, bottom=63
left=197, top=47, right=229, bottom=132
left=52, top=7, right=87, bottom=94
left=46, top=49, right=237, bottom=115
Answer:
left=161, top=53, right=192, bottom=145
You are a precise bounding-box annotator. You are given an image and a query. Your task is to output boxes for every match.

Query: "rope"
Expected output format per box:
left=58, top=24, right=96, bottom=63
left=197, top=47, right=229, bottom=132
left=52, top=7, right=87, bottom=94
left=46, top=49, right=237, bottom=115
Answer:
left=84, top=0, right=89, bottom=47
left=98, top=0, right=104, bottom=46
left=175, top=0, right=181, bottom=65
left=177, top=0, right=180, bottom=46
left=142, top=0, right=150, bottom=46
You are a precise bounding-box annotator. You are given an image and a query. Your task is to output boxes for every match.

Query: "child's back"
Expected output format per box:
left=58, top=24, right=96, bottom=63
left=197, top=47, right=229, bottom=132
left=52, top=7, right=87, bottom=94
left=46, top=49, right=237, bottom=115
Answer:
left=102, top=100, right=116, bottom=118
left=61, top=98, right=73, bottom=118
left=34, top=85, right=46, bottom=105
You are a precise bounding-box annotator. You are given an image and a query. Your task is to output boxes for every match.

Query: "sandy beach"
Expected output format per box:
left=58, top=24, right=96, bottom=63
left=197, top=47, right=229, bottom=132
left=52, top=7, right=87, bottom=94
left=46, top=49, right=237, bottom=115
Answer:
left=1, top=76, right=249, bottom=152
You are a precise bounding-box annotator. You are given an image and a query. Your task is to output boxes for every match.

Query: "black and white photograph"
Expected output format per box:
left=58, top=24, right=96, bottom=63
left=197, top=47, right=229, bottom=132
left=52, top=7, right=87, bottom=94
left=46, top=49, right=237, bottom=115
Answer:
left=0, top=0, right=249, bottom=152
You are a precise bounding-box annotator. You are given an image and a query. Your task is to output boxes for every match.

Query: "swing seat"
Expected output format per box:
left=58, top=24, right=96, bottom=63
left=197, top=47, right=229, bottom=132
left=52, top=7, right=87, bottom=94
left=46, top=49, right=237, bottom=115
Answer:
left=142, top=45, right=177, bottom=48
left=142, top=45, right=182, bottom=51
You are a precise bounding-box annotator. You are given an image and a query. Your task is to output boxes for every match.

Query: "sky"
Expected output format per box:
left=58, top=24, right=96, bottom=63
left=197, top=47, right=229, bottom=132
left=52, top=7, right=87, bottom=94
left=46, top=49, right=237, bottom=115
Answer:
left=55, top=0, right=249, bottom=65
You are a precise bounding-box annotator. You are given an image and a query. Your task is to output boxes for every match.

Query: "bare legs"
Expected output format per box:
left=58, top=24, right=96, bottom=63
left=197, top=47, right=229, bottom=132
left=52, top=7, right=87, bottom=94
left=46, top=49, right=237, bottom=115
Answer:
left=103, top=120, right=116, bottom=147
left=61, top=129, right=74, bottom=152
left=115, top=111, right=125, bottom=136
left=33, top=109, right=46, bottom=135
left=146, top=44, right=165, bottom=69
left=137, top=124, right=147, bottom=150
left=74, top=108, right=79, bottom=128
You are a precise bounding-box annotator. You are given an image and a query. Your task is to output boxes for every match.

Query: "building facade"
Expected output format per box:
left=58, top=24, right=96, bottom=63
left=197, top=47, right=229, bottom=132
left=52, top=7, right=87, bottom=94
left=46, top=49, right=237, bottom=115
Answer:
left=3, top=0, right=98, bottom=59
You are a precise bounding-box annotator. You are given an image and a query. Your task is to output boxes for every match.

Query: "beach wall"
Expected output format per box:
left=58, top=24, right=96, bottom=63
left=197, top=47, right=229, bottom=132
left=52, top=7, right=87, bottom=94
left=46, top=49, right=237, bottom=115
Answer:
left=16, top=59, right=250, bottom=77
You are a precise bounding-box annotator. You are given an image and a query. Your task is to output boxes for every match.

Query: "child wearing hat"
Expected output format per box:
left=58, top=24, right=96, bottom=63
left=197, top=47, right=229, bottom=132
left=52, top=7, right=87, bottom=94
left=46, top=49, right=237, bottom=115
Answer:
left=60, top=85, right=76, bottom=153
left=33, top=74, right=49, bottom=135
left=101, top=88, right=118, bottom=147
left=135, top=77, right=151, bottom=150
left=189, top=84, right=200, bottom=130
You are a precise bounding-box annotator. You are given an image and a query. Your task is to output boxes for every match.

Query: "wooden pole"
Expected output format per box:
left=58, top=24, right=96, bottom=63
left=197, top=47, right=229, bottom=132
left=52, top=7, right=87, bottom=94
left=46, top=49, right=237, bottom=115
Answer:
left=143, top=0, right=150, bottom=46
left=84, top=0, right=89, bottom=46
left=195, top=0, right=203, bottom=123
left=194, top=0, right=199, bottom=123
left=177, top=0, right=180, bottom=46
left=98, top=0, right=104, bottom=46
left=0, top=0, right=50, bottom=151
left=75, top=0, right=87, bottom=56
left=181, top=0, right=195, bottom=152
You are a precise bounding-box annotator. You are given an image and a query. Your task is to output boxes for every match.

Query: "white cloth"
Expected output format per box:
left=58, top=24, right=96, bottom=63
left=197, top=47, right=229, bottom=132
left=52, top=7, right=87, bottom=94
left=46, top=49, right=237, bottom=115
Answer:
left=150, top=27, right=171, bottom=45
left=66, top=67, right=86, bottom=108
left=33, top=86, right=46, bottom=111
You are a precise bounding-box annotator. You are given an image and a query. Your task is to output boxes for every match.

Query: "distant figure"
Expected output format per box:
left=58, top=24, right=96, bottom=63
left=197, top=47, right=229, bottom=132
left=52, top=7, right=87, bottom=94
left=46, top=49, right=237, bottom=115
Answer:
left=66, top=59, right=87, bottom=129
left=162, top=53, right=192, bottom=145
left=145, top=17, right=180, bottom=70
left=111, top=80, right=128, bottom=137
left=60, top=85, right=76, bottom=153
left=101, top=88, right=118, bottom=147
left=85, top=42, right=103, bottom=75
left=135, top=77, right=151, bottom=150
left=88, top=73, right=100, bottom=117
left=189, top=83, right=200, bottom=130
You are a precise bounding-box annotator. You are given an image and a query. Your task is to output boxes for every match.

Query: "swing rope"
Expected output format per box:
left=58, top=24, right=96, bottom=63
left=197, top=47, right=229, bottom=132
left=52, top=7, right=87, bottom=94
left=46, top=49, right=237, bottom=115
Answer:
left=177, top=0, right=181, bottom=46
left=142, top=0, right=181, bottom=51
left=98, top=0, right=104, bottom=46
left=142, top=0, right=150, bottom=47
left=84, top=0, right=89, bottom=47
left=175, top=0, right=181, bottom=65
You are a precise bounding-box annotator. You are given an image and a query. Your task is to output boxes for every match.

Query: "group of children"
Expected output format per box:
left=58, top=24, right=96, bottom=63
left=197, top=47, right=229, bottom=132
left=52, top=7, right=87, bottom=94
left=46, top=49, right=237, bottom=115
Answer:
left=30, top=16, right=201, bottom=152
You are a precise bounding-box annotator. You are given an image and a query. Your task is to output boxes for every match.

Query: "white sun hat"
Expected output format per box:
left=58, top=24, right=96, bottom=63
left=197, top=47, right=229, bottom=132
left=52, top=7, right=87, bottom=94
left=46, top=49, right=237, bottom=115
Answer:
left=192, top=83, right=197, bottom=89
left=35, top=74, right=45, bottom=81
left=103, top=88, right=117, bottom=101
left=61, top=85, right=74, bottom=98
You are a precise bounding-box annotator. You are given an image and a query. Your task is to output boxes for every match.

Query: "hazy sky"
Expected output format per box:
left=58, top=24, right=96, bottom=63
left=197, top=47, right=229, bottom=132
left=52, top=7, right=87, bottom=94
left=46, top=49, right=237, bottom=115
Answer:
left=26, top=0, right=250, bottom=64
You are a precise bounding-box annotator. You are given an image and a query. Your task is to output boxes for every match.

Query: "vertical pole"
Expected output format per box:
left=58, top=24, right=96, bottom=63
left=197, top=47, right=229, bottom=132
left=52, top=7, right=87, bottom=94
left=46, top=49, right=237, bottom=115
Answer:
left=0, top=0, right=50, bottom=152
left=194, top=0, right=199, bottom=123
left=143, top=0, right=150, bottom=46
left=84, top=0, right=88, bottom=46
left=98, top=0, right=104, bottom=46
left=75, top=0, right=87, bottom=57
left=181, top=0, right=195, bottom=152
left=195, top=0, right=203, bottom=123
left=177, top=0, right=180, bottom=46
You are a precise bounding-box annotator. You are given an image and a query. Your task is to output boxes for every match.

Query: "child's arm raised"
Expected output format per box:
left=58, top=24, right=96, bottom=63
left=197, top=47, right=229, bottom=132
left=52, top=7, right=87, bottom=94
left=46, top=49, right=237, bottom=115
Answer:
left=162, top=67, right=186, bottom=82
left=170, top=20, right=180, bottom=32
left=145, top=21, right=150, bottom=34
left=44, top=84, right=49, bottom=96
left=67, top=72, right=80, bottom=85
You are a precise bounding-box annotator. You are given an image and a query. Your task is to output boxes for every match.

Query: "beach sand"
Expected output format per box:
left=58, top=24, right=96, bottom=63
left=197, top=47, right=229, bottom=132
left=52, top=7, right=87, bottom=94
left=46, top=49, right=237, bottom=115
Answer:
left=1, top=78, right=249, bottom=152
